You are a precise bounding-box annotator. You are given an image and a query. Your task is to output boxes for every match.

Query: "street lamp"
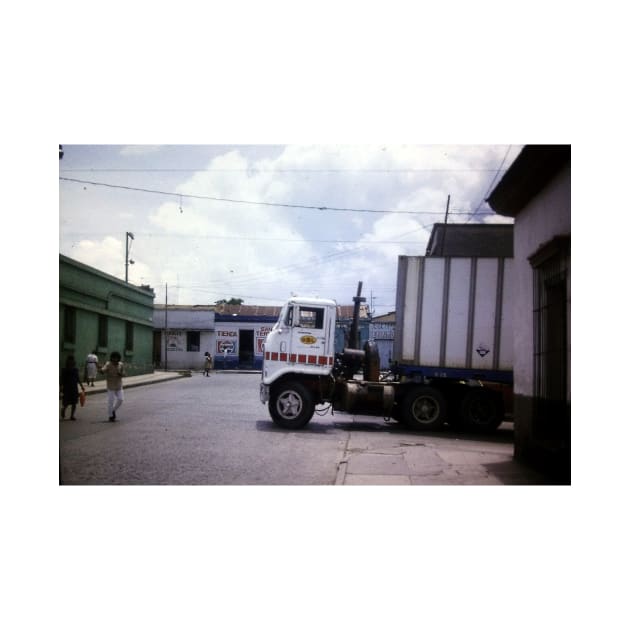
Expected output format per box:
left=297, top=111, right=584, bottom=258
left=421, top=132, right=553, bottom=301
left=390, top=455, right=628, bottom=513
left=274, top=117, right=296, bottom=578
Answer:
left=125, top=232, right=135, bottom=282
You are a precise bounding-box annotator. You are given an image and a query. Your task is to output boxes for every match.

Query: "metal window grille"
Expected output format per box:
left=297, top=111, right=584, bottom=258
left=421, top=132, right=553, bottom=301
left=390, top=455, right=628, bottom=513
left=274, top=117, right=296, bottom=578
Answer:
left=530, top=237, right=570, bottom=435
left=125, top=321, right=134, bottom=352
left=64, top=307, right=76, bottom=343
left=187, top=331, right=200, bottom=352
left=98, top=315, right=108, bottom=348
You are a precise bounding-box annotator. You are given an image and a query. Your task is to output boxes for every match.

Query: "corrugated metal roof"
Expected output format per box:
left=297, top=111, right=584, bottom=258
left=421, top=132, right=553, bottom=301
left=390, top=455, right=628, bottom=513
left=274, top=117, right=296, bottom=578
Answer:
left=371, top=311, right=396, bottom=323
left=213, top=304, right=283, bottom=317
left=154, top=303, right=370, bottom=320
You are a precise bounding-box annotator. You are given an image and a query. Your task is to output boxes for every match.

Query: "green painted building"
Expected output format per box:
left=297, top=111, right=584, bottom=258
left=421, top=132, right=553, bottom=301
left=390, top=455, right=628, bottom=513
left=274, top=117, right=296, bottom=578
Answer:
left=59, top=254, right=155, bottom=379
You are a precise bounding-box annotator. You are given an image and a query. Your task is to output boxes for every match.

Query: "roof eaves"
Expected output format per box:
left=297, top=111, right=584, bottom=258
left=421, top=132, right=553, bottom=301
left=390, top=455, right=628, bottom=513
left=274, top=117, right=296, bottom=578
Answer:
left=487, top=145, right=570, bottom=217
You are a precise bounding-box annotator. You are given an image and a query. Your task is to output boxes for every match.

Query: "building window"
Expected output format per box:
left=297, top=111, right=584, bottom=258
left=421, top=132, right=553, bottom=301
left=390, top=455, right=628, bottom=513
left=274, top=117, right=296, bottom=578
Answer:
left=187, top=331, right=200, bottom=352
left=530, top=236, right=570, bottom=438
left=98, top=314, right=108, bottom=348
left=64, top=307, right=76, bottom=343
left=125, top=321, right=134, bottom=352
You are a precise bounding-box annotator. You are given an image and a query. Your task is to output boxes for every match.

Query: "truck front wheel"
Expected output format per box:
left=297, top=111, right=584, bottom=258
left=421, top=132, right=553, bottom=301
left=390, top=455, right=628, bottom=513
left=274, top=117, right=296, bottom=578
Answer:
left=269, top=381, right=315, bottom=429
left=402, top=386, right=447, bottom=430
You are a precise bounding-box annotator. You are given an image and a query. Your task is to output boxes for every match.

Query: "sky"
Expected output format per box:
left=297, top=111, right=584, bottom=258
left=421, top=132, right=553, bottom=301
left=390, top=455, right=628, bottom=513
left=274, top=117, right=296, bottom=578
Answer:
left=59, top=144, right=518, bottom=315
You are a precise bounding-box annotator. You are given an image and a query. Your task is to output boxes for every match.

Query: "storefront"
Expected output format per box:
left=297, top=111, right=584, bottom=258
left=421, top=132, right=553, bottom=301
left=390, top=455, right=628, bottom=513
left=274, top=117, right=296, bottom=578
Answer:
left=213, top=306, right=280, bottom=370
left=152, top=305, right=215, bottom=371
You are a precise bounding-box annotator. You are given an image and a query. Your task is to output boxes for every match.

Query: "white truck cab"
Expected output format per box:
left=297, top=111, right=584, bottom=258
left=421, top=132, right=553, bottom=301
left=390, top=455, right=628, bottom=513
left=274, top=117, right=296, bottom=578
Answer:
left=261, top=297, right=337, bottom=389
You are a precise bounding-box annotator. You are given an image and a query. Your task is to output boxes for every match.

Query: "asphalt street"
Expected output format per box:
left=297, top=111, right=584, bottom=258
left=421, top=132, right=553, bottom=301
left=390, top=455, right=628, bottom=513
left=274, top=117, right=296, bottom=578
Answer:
left=59, top=372, right=552, bottom=485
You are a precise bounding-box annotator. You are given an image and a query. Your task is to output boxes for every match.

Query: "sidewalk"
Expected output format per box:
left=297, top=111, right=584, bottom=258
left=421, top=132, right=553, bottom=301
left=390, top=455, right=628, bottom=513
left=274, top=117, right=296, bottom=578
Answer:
left=333, top=418, right=557, bottom=485
left=83, top=370, right=190, bottom=396
left=83, top=369, right=260, bottom=396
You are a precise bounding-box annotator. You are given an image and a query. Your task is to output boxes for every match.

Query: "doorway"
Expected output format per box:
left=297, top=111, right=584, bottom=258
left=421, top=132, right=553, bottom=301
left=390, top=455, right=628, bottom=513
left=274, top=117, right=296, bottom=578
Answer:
left=239, top=330, right=254, bottom=369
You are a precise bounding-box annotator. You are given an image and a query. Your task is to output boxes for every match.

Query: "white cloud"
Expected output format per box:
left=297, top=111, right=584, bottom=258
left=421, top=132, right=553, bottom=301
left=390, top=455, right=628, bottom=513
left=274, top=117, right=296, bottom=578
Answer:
left=59, top=144, right=518, bottom=312
left=119, top=145, right=162, bottom=156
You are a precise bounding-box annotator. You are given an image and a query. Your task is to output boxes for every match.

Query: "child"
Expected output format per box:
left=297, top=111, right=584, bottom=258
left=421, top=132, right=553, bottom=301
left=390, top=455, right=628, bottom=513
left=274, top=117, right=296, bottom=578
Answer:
left=204, top=351, right=213, bottom=377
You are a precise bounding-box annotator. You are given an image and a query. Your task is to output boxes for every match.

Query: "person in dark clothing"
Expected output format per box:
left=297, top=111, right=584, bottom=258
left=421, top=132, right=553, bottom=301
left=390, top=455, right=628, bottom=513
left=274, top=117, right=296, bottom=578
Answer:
left=60, top=355, right=85, bottom=421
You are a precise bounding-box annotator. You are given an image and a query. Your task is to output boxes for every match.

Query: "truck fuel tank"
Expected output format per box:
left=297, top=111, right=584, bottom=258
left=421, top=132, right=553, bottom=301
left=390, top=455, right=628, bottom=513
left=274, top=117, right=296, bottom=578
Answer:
left=334, top=381, right=395, bottom=416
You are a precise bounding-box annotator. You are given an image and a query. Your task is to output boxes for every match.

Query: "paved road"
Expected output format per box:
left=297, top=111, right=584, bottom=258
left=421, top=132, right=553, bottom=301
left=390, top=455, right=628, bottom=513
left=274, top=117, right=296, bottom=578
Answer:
left=60, top=372, right=550, bottom=485
left=60, top=372, right=348, bottom=484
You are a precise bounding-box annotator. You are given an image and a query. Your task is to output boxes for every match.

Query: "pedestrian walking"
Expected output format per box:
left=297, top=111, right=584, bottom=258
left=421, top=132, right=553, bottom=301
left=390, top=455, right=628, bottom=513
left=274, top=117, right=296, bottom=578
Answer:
left=204, top=351, right=213, bottom=377
left=85, top=349, right=99, bottom=386
left=60, top=355, right=85, bottom=421
left=99, top=351, right=125, bottom=421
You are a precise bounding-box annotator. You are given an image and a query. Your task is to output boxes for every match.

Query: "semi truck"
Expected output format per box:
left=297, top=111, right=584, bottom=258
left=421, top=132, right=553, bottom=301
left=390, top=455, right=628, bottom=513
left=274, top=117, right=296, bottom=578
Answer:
left=259, top=255, right=513, bottom=432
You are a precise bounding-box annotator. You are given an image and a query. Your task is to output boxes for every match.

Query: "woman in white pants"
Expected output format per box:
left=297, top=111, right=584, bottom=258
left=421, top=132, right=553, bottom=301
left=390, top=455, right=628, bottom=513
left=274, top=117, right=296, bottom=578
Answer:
left=99, top=351, right=125, bottom=421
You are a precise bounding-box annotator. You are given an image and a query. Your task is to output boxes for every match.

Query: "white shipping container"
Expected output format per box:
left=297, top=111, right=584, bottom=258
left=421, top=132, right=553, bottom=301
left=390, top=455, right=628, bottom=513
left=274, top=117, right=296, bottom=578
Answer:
left=394, top=256, right=513, bottom=373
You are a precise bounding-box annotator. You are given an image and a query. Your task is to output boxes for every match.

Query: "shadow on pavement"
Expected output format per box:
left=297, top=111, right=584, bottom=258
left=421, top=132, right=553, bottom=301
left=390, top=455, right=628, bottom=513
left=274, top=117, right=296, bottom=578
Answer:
left=332, top=420, right=514, bottom=444
left=483, top=459, right=564, bottom=485
left=255, top=416, right=515, bottom=444
left=255, top=420, right=335, bottom=434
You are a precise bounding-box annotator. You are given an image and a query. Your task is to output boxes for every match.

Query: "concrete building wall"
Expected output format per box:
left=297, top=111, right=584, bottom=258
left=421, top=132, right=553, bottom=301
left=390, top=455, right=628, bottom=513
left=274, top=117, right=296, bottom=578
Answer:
left=59, top=255, right=155, bottom=378
left=510, top=164, right=571, bottom=472
left=153, top=306, right=216, bottom=370
left=158, top=330, right=215, bottom=370
left=512, top=164, right=571, bottom=398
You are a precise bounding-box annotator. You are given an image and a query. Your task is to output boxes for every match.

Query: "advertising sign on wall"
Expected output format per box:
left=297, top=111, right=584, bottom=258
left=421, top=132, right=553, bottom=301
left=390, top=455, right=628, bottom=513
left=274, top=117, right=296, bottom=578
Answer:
left=217, top=339, right=236, bottom=354
left=256, top=326, right=273, bottom=354
left=166, top=330, right=185, bottom=351
left=216, top=329, right=237, bottom=355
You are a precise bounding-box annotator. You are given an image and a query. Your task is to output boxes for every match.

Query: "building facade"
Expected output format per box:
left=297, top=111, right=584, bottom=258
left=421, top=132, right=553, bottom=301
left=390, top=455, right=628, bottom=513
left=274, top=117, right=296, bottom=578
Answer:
left=152, top=305, right=216, bottom=371
left=59, top=254, right=155, bottom=378
left=151, top=302, right=371, bottom=371
left=213, top=304, right=281, bottom=370
left=369, top=312, right=396, bottom=370
left=487, top=145, right=570, bottom=478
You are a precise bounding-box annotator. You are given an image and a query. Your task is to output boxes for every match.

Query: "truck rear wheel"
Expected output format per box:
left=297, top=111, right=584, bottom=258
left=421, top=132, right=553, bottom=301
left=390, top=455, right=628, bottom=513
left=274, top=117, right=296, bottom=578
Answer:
left=269, top=381, right=315, bottom=429
left=402, top=386, right=447, bottom=430
left=459, top=389, right=504, bottom=432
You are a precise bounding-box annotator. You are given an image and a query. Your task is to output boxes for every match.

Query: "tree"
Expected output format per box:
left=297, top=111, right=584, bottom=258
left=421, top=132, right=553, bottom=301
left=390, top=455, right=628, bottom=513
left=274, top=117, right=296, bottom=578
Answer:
left=215, top=298, right=244, bottom=306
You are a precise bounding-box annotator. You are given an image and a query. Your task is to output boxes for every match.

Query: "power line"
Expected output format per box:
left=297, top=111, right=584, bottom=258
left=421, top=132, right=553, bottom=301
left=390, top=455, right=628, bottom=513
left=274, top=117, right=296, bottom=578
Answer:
left=466, top=146, right=514, bottom=223
left=61, top=231, right=454, bottom=245
left=59, top=176, right=494, bottom=217
left=60, top=167, right=511, bottom=173
left=176, top=224, right=435, bottom=289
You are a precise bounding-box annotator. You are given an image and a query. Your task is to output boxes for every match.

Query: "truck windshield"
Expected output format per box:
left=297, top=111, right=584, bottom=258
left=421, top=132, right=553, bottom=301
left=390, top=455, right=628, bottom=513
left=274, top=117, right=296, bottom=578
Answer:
left=273, top=304, right=293, bottom=329
left=273, top=305, right=287, bottom=330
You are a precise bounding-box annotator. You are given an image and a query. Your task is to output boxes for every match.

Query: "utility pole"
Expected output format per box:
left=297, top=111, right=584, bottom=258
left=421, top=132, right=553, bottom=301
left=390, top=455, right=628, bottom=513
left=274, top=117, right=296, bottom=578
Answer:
left=164, top=283, right=168, bottom=371
left=440, top=195, right=450, bottom=256
left=125, top=232, right=135, bottom=282
left=349, top=281, right=366, bottom=350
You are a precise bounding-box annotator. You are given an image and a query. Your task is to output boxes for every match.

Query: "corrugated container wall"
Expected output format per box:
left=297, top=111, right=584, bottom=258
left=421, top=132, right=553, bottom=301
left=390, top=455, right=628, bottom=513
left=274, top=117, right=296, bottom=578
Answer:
left=394, top=256, right=513, bottom=373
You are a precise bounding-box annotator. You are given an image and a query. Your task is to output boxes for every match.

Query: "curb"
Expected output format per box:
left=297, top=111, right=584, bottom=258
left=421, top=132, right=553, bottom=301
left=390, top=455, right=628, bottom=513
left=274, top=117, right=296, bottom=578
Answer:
left=121, top=374, right=188, bottom=390
left=84, top=373, right=188, bottom=396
